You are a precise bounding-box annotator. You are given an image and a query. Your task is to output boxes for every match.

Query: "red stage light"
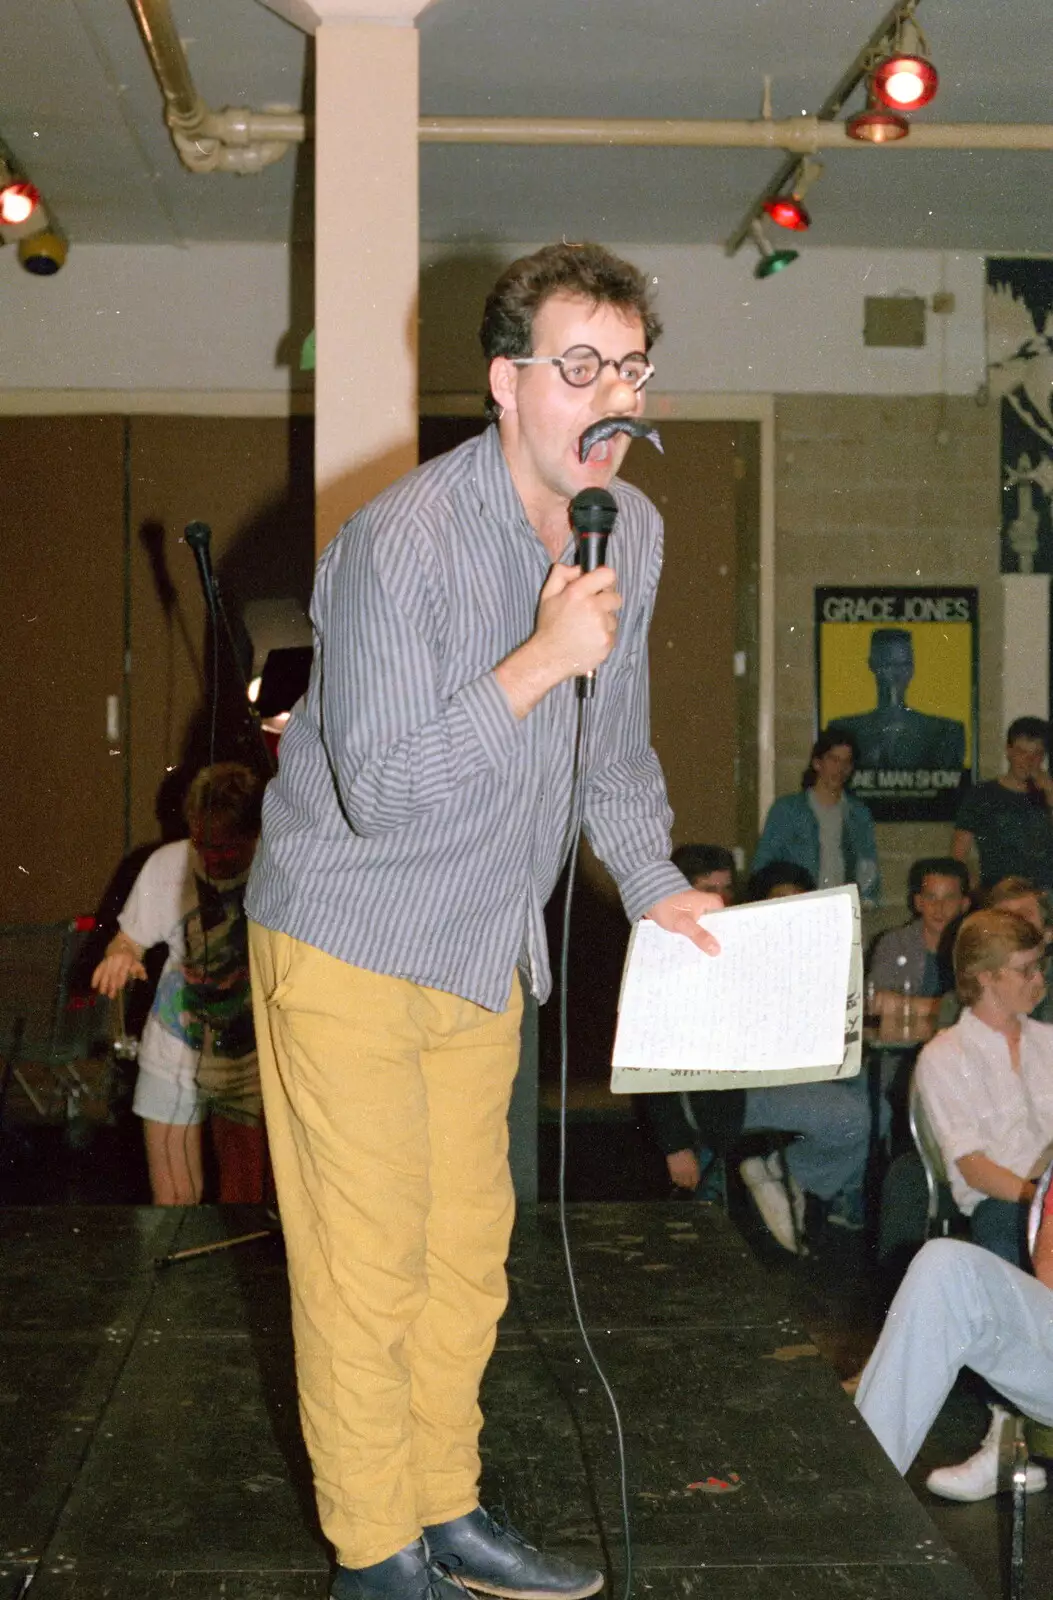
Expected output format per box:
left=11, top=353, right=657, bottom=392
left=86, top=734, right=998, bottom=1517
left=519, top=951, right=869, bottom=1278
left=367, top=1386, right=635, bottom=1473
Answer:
left=872, top=52, right=938, bottom=110
left=763, top=195, right=811, bottom=232
left=846, top=105, right=910, bottom=144
left=0, top=180, right=40, bottom=226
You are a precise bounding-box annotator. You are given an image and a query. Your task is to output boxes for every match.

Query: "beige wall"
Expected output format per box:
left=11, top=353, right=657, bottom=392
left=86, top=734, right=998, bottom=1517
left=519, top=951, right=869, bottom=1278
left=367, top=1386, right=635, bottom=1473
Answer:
left=773, top=394, right=1003, bottom=923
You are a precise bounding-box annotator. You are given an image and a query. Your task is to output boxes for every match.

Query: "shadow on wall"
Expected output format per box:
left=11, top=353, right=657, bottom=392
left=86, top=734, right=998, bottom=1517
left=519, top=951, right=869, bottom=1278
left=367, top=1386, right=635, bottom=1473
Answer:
left=419, top=248, right=508, bottom=396
left=134, top=420, right=315, bottom=814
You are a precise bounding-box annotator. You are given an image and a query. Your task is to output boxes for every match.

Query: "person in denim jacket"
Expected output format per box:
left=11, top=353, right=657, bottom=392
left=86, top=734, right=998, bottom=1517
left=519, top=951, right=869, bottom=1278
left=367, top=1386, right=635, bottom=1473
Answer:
left=752, top=727, right=881, bottom=908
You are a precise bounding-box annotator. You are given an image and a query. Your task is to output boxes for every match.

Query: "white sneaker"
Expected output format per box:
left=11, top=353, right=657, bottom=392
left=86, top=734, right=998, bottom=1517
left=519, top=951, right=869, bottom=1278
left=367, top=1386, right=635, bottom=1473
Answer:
left=740, top=1155, right=799, bottom=1253
left=767, top=1151, right=807, bottom=1240
left=926, top=1405, right=1048, bottom=1502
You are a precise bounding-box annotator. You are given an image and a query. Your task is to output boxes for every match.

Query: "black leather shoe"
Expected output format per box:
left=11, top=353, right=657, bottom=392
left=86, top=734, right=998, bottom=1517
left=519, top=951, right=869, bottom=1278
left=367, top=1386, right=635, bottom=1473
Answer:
left=332, top=1538, right=470, bottom=1600
left=423, top=1507, right=603, bottom=1600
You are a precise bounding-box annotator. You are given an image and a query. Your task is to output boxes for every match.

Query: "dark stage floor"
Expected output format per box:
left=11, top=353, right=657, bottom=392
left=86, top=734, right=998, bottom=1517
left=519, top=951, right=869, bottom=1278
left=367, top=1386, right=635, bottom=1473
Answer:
left=3, top=1198, right=1020, bottom=1600
left=3, top=1106, right=1052, bottom=1599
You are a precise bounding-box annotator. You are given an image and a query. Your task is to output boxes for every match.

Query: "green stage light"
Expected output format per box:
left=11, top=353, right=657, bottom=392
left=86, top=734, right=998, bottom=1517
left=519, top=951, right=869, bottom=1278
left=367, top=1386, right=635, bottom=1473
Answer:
left=755, top=248, right=799, bottom=280
left=749, top=220, right=799, bottom=281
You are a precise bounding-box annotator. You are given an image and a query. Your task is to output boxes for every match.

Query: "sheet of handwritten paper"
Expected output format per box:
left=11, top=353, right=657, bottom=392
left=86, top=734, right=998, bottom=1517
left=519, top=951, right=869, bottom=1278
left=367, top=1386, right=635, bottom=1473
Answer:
left=611, top=886, right=859, bottom=1093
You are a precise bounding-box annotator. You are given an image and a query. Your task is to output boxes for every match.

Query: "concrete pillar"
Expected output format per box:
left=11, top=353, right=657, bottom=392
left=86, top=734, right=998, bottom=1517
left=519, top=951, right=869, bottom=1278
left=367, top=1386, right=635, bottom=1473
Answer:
left=298, top=1, right=438, bottom=552
left=1001, top=574, right=1050, bottom=743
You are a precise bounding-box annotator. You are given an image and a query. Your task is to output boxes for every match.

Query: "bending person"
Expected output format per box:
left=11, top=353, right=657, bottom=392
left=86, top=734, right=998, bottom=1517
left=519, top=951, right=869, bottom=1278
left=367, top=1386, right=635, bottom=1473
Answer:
left=91, top=762, right=265, bottom=1205
left=855, top=1174, right=1053, bottom=1500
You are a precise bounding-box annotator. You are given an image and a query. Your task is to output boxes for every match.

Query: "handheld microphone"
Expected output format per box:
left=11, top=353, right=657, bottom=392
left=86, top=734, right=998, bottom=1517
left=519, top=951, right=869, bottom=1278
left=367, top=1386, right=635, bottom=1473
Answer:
left=184, top=520, right=216, bottom=598
left=569, top=488, right=618, bottom=700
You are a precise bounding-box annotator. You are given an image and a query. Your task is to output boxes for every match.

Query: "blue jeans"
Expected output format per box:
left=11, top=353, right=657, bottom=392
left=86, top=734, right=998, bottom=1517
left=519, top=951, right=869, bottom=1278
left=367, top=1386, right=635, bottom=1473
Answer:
left=856, top=1238, right=1053, bottom=1473
left=969, top=1196, right=1029, bottom=1268
left=742, top=1074, right=874, bottom=1201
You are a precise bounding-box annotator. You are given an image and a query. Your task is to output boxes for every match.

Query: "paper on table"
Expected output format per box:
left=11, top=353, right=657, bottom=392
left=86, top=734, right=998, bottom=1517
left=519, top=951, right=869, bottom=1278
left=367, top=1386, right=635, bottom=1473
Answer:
left=612, top=887, right=855, bottom=1079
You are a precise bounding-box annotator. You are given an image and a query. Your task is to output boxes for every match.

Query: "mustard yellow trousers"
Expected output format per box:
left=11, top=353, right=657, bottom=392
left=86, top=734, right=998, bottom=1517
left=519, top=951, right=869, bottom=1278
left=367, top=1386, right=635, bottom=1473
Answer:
left=248, top=924, right=523, bottom=1569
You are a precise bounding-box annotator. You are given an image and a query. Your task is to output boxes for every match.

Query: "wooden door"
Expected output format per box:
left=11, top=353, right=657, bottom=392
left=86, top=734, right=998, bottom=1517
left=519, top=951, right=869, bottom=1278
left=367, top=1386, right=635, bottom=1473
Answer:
left=0, top=417, right=127, bottom=924
left=618, top=419, right=759, bottom=860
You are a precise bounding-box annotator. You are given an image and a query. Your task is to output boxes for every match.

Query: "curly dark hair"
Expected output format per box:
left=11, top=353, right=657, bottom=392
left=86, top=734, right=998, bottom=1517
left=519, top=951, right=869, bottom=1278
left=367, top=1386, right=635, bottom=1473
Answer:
left=479, top=242, right=662, bottom=422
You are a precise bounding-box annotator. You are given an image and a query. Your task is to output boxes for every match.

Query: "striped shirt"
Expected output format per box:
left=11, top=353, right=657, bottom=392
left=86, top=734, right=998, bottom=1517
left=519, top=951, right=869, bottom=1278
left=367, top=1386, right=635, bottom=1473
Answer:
left=245, top=423, right=687, bottom=1011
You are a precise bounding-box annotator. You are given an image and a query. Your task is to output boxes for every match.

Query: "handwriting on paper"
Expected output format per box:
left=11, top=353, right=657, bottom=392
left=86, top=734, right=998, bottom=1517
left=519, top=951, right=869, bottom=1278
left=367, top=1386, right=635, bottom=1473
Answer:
left=612, top=890, right=853, bottom=1075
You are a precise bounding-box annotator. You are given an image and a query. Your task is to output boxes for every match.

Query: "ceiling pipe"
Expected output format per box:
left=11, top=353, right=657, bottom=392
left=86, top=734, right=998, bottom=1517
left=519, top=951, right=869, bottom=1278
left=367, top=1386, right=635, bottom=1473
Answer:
left=128, top=0, right=1053, bottom=184
left=418, top=116, right=1053, bottom=152
left=128, top=0, right=306, bottom=173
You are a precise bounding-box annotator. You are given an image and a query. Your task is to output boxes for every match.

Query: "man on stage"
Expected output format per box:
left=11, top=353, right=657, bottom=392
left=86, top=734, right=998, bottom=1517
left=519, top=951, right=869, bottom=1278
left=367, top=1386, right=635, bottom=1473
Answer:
left=246, top=241, right=720, bottom=1600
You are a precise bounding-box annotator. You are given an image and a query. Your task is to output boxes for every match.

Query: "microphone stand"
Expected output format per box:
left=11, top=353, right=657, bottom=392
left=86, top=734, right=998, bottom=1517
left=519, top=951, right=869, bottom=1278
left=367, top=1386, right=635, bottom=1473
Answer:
left=184, top=522, right=275, bottom=779
left=149, top=523, right=282, bottom=1269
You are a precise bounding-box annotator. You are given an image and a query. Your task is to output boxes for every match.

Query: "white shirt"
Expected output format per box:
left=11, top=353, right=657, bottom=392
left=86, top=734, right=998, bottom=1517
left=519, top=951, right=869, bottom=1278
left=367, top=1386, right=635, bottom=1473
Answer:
left=915, top=1008, right=1053, bottom=1215
left=119, top=841, right=198, bottom=1084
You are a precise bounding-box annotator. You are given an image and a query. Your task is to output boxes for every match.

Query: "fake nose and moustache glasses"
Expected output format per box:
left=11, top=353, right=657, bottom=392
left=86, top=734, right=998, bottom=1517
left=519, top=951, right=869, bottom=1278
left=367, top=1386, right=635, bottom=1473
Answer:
left=578, top=417, right=664, bottom=463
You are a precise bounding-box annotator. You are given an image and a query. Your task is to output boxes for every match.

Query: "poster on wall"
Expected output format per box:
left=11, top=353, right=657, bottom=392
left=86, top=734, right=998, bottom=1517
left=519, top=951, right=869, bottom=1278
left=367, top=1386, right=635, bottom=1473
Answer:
left=985, top=258, right=1053, bottom=574
left=814, top=587, right=978, bottom=822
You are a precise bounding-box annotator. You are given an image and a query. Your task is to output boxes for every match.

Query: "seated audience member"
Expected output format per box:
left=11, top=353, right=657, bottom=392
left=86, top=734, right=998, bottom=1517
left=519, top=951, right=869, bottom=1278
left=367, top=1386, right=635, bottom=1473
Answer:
left=937, top=875, right=1053, bottom=1028
left=671, top=842, right=736, bottom=905
left=646, top=844, right=737, bottom=1202
left=868, top=857, right=970, bottom=1010
left=744, top=859, right=816, bottom=902
left=752, top=728, right=880, bottom=907
left=915, top=909, right=1053, bottom=1267
left=91, top=762, right=266, bottom=1206
left=646, top=859, right=872, bottom=1248
left=952, top=715, right=1053, bottom=891
left=855, top=1170, right=1053, bottom=1500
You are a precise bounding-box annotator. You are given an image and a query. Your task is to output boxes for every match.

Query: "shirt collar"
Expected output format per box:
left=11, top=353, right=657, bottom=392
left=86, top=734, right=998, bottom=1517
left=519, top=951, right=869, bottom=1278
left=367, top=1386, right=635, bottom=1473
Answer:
left=961, top=1006, right=1033, bottom=1044
left=471, top=423, right=531, bottom=530
left=469, top=421, right=630, bottom=563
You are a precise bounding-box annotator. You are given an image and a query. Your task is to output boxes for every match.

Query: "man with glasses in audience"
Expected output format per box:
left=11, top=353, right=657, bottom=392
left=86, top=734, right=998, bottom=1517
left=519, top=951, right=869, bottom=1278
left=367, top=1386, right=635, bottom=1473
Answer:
left=247, top=243, right=723, bottom=1600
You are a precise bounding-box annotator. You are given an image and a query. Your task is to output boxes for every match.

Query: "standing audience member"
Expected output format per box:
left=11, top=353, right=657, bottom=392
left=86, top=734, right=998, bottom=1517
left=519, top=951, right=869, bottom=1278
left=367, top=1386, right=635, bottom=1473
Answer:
left=953, top=716, right=1053, bottom=891
left=91, top=763, right=266, bottom=1205
left=868, top=857, right=970, bottom=1006
left=752, top=728, right=880, bottom=907
left=915, top=909, right=1053, bottom=1267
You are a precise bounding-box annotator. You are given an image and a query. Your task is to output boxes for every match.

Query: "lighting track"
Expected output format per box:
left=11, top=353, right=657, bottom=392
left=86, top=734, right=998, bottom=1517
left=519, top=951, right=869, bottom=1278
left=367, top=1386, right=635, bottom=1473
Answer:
left=723, top=0, right=926, bottom=261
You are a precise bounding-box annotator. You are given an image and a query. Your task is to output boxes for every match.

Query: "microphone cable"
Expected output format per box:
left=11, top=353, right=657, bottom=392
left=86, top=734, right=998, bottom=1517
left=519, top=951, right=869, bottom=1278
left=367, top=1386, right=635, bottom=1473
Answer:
left=555, top=692, right=634, bottom=1600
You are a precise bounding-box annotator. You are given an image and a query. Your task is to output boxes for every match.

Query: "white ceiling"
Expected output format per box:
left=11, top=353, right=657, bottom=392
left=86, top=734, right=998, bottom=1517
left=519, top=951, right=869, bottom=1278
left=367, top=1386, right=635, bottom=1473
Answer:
left=1, top=0, right=1050, bottom=255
